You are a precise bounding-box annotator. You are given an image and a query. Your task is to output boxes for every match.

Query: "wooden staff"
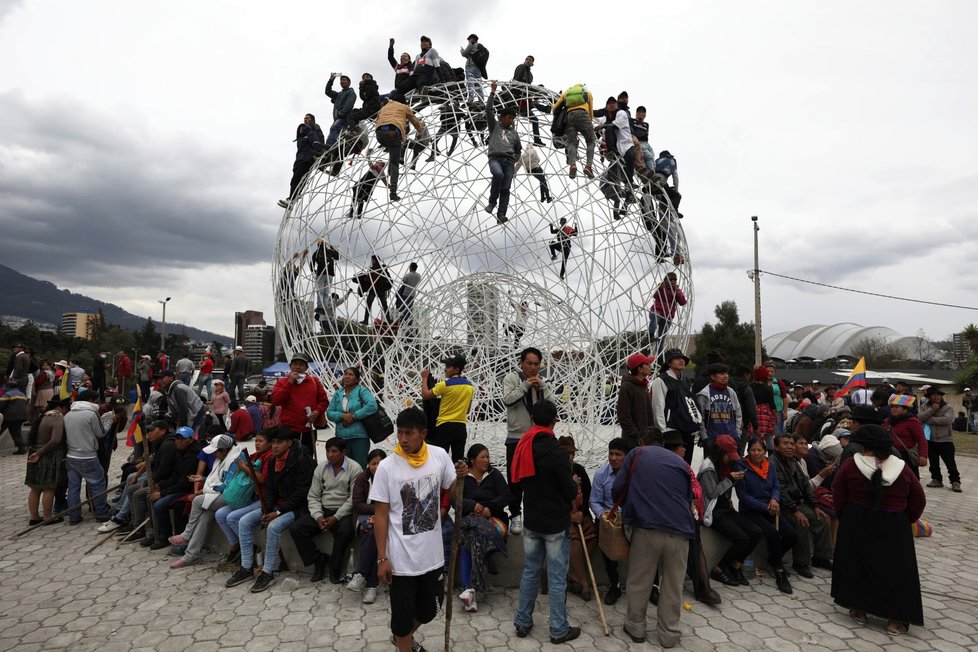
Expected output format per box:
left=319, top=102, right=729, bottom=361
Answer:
left=9, top=481, right=124, bottom=539
left=116, top=517, right=151, bottom=548
left=444, top=475, right=464, bottom=652
left=578, top=523, right=610, bottom=636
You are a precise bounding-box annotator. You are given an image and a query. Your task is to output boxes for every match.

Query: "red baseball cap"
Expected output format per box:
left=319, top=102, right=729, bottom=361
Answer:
left=626, top=352, right=655, bottom=371
left=714, top=435, right=741, bottom=462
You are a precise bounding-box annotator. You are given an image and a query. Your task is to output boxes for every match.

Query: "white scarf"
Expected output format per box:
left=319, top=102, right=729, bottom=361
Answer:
left=853, top=453, right=905, bottom=486
left=202, top=444, right=244, bottom=508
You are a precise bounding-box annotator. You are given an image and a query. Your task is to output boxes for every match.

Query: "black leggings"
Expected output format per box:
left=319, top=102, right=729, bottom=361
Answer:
left=710, top=508, right=763, bottom=566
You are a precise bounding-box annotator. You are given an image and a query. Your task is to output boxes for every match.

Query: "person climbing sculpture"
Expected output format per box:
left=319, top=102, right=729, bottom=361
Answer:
left=548, top=218, right=578, bottom=280
left=484, top=80, right=521, bottom=224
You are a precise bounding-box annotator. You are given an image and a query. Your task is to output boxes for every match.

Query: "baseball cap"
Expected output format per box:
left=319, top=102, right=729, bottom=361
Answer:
left=625, top=352, right=654, bottom=371
left=202, top=434, right=234, bottom=454
left=291, top=351, right=312, bottom=364
left=175, top=426, right=195, bottom=439
left=245, top=395, right=257, bottom=403
left=713, top=434, right=740, bottom=462
left=234, top=346, right=244, bottom=351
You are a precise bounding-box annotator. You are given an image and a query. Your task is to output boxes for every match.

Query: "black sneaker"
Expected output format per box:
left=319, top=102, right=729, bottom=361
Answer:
left=550, top=626, right=581, bottom=644
left=515, top=624, right=532, bottom=638
left=224, top=547, right=241, bottom=564
left=389, top=192, right=401, bottom=202
left=139, top=536, right=155, bottom=547
left=226, top=567, right=254, bottom=588
left=484, top=204, right=496, bottom=214
left=776, top=570, right=793, bottom=594
left=710, top=567, right=739, bottom=586
left=496, top=215, right=508, bottom=224
left=603, top=585, right=622, bottom=606
left=116, top=523, right=134, bottom=535
left=792, top=564, right=814, bottom=579
left=731, top=565, right=750, bottom=585
left=811, top=557, right=833, bottom=571
left=624, top=626, right=646, bottom=644
left=149, top=539, right=169, bottom=551
left=250, top=571, right=276, bottom=593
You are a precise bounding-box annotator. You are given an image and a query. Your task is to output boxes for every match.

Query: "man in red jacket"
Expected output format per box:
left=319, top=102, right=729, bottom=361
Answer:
left=271, top=352, right=328, bottom=457
left=117, top=351, right=132, bottom=398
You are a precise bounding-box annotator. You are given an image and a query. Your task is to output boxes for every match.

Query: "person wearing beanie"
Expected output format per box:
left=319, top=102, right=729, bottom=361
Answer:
left=883, top=394, right=927, bottom=480
left=831, top=425, right=925, bottom=635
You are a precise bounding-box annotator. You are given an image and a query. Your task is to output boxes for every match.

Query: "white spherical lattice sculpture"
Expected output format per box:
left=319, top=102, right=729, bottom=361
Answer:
left=273, top=80, right=692, bottom=463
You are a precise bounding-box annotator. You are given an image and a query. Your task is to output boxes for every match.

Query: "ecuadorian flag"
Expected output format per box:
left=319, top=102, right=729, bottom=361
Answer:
left=834, top=357, right=868, bottom=400
left=126, top=388, right=145, bottom=447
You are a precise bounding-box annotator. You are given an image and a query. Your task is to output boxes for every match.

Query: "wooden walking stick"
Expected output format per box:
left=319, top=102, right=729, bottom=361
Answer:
left=578, top=523, right=610, bottom=636
left=444, top=474, right=464, bottom=652
left=9, top=481, right=125, bottom=539
left=116, top=517, right=151, bottom=548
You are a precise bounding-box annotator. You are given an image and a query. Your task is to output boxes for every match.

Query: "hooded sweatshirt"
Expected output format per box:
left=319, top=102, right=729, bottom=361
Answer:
left=485, top=92, right=521, bottom=162
left=64, top=401, right=107, bottom=460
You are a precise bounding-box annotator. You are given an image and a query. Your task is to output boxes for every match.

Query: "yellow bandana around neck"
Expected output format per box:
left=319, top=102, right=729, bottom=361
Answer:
left=394, top=441, right=429, bottom=468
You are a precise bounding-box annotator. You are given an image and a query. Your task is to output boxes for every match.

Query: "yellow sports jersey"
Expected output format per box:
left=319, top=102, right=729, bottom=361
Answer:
left=432, top=377, right=474, bottom=425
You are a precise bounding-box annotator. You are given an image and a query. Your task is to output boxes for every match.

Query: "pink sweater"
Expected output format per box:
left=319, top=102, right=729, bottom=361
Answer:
left=211, top=390, right=231, bottom=415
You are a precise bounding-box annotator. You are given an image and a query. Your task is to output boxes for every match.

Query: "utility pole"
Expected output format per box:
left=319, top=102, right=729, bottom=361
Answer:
left=751, top=216, right=762, bottom=366
left=159, top=297, right=171, bottom=351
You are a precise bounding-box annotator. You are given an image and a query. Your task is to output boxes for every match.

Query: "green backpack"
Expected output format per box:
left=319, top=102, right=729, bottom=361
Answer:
left=222, top=452, right=259, bottom=509
left=565, top=84, right=589, bottom=108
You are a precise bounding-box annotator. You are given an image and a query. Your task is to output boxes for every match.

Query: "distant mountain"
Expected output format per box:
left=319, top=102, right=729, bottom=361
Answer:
left=0, top=264, right=232, bottom=344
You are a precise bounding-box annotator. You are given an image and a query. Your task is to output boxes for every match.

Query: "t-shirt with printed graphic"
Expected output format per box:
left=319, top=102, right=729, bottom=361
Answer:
left=369, top=445, right=456, bottom=576
left=432, top=377, right=474, bottom=426
left=699, top=384, right=741, bottom=442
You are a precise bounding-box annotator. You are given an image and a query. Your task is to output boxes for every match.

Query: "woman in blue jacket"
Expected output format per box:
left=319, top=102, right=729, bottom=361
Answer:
left=735, top=438, right=797, bottom=594
left=326, top=367, right=378, bottom=468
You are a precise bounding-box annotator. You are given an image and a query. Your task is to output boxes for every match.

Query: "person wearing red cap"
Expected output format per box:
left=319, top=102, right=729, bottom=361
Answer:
left=697, top=434, right=761, bottom=588
left=616, top=352, right=656, bottom=449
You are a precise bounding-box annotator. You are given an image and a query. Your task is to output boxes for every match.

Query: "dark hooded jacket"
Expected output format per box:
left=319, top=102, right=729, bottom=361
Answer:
left=265, top=444, right=316, bottom=516
left=349, top=79, right=382, bottom=123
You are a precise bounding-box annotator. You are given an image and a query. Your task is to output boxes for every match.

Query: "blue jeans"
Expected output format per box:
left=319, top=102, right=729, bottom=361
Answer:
left=487, top=158, right=515, bottom=218
left=465, top=64, right=484, bottom=102
left=649, top=311, right=671, bottom=363
left=114, top=472, right=145, bottom=520
left=194, top=373, right=213, bottom=401
left=66, top=457, right=111, bottom=522
left=216, top=501, right=261, bottom=546
left=515, top=528, right=571, bottom=638
left=239, top=508, right=295, bottom=574
left=326, top=118, right=348, bottom=146
left=151, top=492, right=184, bottom=541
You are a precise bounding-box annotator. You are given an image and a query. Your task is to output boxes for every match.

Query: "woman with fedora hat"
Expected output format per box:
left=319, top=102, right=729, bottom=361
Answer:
left=831, top=424, right=925, bottom=635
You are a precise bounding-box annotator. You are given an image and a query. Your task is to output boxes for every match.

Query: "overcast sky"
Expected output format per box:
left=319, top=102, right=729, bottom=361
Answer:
left=2, top=1, right=976, bottom=342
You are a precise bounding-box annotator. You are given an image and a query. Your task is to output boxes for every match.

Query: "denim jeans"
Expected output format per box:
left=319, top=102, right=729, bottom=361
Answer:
left=325, top=118, right=348, bottom=147
left=114, top=472, right=146, bottom=520
left=488, top=158, right=515, bottom=218
left=216, top=501, right=261, bottom=546
left=193, top=374, right=213, bottom=401
left=649, top=311, right=672, bottom=363
left=239, top=508, right=295, bottom=574
left=465, top=64, right=485, bottom=102
left=151, top=492, right=184, bottom=541
left=515, top=528, right=570, bottom=638
left=66, top=456, right=111, bottom=522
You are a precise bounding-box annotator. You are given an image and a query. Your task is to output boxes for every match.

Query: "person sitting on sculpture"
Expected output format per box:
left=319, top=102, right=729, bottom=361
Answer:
left=386, top=37, right=414, bottom=90
left=347, top=73, right=382, bottom=125
left=548, top=218, right=578, bottom=280
left=396, top=35, right=442, bottom=95
left=484, top=80, right=521, bottom=224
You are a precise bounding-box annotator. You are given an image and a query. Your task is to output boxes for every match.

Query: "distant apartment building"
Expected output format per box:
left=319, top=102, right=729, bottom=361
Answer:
left=952, top=332, right=971, bottom=364
left=244, top=324, right=275, bottom=367
left=61, top=312, right=98, bottom=339
left=234, top=310, right=265, bottom=348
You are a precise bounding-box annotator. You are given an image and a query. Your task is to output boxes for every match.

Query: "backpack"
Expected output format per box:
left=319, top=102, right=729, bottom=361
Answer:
left=471, top=44, right=489, bottom=69
left=222, top=452, right=257, bottom=508
left=551, top=103, right=567, bottom=137
left=564, top=84, right=589, bottom=108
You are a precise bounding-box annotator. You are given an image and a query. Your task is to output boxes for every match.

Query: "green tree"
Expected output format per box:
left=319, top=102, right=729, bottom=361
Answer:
left=136, top=318, right=159, bottom=356
left=962, top=323, right=978, bottom=356
left=691, top=301, right=763, bottom=371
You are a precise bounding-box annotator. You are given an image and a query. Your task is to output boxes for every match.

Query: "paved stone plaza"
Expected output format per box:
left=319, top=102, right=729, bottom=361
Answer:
left=0, top=447, right=976, bottom=652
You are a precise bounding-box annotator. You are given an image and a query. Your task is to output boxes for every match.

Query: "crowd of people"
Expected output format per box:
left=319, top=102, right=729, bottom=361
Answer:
left=1, top=336, right=950, bottom=650
left=275, top=34, right=685, bottom=334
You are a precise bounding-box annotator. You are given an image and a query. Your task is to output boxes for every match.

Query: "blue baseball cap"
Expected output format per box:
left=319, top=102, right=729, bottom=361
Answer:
left=175, top=426, right=195, bottom=439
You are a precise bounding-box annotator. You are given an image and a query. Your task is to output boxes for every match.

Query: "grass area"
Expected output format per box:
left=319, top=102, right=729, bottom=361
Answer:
left=953, top=430, right=978, bottom=456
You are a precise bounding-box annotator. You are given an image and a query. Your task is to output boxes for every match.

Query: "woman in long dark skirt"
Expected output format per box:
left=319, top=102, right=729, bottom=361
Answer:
left=831, top=424, right=926, bottom=635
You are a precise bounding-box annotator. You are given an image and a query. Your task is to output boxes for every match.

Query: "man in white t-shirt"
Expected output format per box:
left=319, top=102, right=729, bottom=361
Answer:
left=370, top=407, right=466, bottom=652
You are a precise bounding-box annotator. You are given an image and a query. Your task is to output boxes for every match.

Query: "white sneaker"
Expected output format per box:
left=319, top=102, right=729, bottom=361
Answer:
left=362, top=587, right=377, bottom=604
left=510, top=515, right=523, bottom=535
left=346, top=572, right=366, bottom=592
left=97, top=519, right=123, bottom=533
left=459, top=588, right=477, bottom=612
